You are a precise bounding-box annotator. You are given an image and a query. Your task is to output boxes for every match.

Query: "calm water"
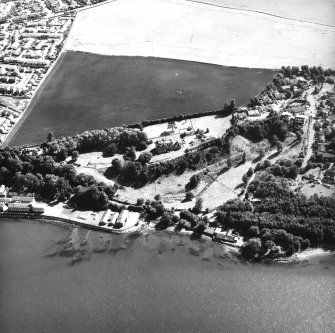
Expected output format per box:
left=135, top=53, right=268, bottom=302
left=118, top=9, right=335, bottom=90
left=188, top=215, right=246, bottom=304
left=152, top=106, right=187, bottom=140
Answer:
left=0, top=220, right=334, bottom=333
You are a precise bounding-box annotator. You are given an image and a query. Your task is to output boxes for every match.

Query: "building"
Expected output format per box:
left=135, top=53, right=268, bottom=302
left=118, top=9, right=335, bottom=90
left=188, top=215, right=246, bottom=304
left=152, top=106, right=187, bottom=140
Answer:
left=0, top=184, right=7, bottom=197
left=294, top=115, right=307, bottom=128
left=99, top=209, right=111, bottom=225
left=212, top=232, right=237, bottom=243
left=110, top=212, right=119, bottom=225
left=289, top=106, right=306, bottom=114
left=114, top=209, right=129, bottom=228
left=11, top=195, right=35, bottom=203
left=155, top=139, right=181, bottom=154
left=0, top=202, right=6, bottom=212
left=323, top=153, right=335, bottom=163
left=8, top=202, right=30, bottom=213
left=247, top=110, right=260, bottom=117
left=0, top=197, right=11, bottom=203
left=30, top=202, right=45, bottom=214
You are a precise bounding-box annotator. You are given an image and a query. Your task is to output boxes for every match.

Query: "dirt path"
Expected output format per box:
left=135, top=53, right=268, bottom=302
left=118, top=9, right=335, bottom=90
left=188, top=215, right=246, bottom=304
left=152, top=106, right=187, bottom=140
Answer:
left=302, top=88, right=317, bottom=168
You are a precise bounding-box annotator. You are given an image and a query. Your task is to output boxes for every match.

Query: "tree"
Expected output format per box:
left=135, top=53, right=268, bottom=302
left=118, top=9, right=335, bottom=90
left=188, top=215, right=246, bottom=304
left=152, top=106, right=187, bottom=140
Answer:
left=154, top=194, right=162, bottom=201
left=185, top=191, right=194, bottom=201
left=137, top=151, right=152, bottom=165
left=248, top=226, right=259, bottom=237
left=188, top=174, right=200, bottom=190
left=295, top=131, right=302, bottom=142
left=193, top=221, right=206, bottom=235
left=103, top=143, right=117, bottom=157
left=137, top=198, right=144, bottom=206
left=47, top=132, right=54, bottom=143
left=276, top=141, right=283, bottom=152
left=247, top=167, right=254, bottom=178
left=123, top=146, right=137, bottom=161
left=301, top=239, right=310, bottom=250
left=193, top=198, right=203, bottom=213
left=259, top=148, right=265, bottom=159
left=72, top=150, right=79, bottom=161
left=242, top=174, right=249, bottom=184
left=241, top=238, right=261, bottom=259
left=111, top=158, right=122, bottom=173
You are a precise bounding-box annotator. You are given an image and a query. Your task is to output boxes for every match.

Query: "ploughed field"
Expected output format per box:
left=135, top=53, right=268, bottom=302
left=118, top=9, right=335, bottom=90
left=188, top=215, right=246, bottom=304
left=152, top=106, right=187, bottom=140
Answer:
left=9, top=51, right=274, bottom=145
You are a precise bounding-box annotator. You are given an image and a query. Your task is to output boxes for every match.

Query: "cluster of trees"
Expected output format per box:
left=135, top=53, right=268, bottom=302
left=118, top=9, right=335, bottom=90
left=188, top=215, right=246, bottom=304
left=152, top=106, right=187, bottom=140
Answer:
left=107, top=139, right=229, bottom=187
left=235, top=114, right=290, bottom=143
left=215, top=185, right=335, bottom=259
left=43, top=127, right=149, bottom=161
left=0, top=146, right=116, bottom=209
left=253, top=158, right=301, bottom=180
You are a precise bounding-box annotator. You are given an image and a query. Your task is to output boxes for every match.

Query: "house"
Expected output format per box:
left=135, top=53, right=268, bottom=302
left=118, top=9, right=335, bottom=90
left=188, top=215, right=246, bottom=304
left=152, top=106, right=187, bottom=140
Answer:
left=281, top=85, right=291, bottom=92
left=212, top=232, right=237, bottom=244
left=294, top=115, right=307, bottom=127
left=317, top=143, right=327, bottom=153
left=247, top=110, right=260, bottom=117
left=11, top=195, right=35, bottom=203
left=323, top=153, right=335, bottom=162
left=289, top=106, right=306, bottom=114
left=155, top=139, right=181, bottom=154
left=274, top=92, right=284, bottom=100
left=0, top=197, right=11, bottom=203
left=8, top=202, right=31, bottom=213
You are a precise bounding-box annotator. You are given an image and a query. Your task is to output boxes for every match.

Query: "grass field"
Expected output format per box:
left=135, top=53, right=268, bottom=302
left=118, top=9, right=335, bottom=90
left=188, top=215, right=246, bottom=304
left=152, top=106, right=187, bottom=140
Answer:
left=66, top=0, right=335, bottom=68
left=9, top=52, right=274, bottom=145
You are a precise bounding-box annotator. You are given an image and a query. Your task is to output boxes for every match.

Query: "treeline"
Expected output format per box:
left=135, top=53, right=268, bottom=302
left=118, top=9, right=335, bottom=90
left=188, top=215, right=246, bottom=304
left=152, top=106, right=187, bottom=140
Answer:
left=106, top=138, right=229, bottom=187
left=253, top=158, right=301, bottom=181
left=42, top=127, right=149, bottom=161
left=127, top=100, right=235, bottom=129
left=279, top=65, right=335, bottom=84
left=0, top=146, right=116, bottom=210
left=234, top=114, right=291, bottom=143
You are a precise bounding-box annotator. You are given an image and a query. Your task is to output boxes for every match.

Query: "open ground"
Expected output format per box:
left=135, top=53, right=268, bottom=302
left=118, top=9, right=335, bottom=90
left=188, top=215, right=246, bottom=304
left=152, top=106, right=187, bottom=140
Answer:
left=66, top=0, right=335, bottom=69
left=8, top=52, right=273, bottom=146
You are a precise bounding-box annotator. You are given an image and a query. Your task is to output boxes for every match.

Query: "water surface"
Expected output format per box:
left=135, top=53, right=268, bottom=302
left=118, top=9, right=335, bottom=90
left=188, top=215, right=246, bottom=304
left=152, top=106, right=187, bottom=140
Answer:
left=0, top=220, right=334, bottom=333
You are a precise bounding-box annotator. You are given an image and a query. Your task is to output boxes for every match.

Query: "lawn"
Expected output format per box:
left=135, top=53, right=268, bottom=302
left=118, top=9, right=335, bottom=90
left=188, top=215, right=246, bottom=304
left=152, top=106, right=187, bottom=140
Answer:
left=9, top=52, right=274, bottom=145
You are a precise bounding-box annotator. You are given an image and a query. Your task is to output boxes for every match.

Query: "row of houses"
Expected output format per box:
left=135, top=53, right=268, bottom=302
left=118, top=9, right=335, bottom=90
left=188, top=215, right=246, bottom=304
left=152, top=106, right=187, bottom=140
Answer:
left=0, top=188, right=45, bottom=213
left=0, top=201, right=45, bottom=213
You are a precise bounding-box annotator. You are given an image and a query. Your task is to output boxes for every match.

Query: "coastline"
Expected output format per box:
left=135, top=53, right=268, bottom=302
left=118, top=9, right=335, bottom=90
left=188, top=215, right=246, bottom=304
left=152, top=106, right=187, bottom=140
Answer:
left=1, top=213, right=331, bottom=265
left=0, top=211, right=143, bottom=235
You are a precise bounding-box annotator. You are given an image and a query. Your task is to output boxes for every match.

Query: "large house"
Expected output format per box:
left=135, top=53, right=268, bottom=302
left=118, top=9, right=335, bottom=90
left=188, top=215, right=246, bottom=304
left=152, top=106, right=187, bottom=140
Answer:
left=155, top=139, right=181, bottom=154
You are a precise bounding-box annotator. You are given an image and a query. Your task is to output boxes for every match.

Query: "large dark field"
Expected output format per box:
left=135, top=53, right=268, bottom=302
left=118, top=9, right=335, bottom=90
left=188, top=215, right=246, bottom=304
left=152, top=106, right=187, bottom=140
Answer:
left=9, top=51, right=275, bottom=146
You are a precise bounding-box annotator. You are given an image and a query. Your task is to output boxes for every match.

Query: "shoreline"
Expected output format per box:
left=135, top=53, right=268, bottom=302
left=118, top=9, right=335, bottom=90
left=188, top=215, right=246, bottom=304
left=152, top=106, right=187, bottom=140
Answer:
left=0, top=212, right=143, bottom=235
left=1, top=213, right=331, bottom=265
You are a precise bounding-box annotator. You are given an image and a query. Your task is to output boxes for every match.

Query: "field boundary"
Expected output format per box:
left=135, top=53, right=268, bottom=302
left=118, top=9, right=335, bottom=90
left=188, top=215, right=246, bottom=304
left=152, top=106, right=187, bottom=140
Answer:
left=184, top=0, right=335, bottom=28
